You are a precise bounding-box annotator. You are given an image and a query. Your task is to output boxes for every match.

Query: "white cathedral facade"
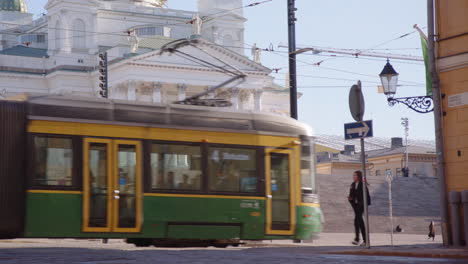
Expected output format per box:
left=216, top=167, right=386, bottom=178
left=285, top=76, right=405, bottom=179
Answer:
left=0, top=0, right=289, bottom=115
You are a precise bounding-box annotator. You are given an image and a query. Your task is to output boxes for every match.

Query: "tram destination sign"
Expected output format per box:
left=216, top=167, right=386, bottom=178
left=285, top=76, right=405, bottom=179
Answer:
left=344, top=120, right=373, bottom=140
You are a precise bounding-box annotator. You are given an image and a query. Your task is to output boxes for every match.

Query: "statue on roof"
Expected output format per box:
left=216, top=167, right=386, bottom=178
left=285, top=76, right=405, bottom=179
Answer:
left=130, top=0, right=167, bottom=8
left=127, top=30, right=140, bottom=53
left=251, top=43, right=262, bottom=64
left=192, top=13, right=203, bottom=35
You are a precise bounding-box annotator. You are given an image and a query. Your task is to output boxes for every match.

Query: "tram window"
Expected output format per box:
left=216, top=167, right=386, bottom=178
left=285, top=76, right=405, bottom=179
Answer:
left=300, top=137, right=317, bottom=195
left=208, top=147, right=257, bottom=193
left=33, top=136, right=73, bottom=186
left=150, top=143, right=202, bottom=191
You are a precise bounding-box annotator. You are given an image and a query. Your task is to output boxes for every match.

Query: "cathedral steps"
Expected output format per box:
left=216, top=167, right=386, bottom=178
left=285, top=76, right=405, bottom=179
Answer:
left=317, top=174, right=441, bottom=235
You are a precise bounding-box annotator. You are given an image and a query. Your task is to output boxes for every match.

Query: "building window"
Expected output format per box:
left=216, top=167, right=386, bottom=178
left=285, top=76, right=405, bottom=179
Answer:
left=396, top=168, right=403, bottom=177
left=150, top=143, right=202, bottom=191
left=208, top=147, right=257, bottom=193
left=33, top=136, right=73, bottom=186
left=19, top=34, right=46, bottom=44
left=375, top=170, right=381, bottom=176
left=72, top=19, right=86, bottom=49
left=135, top=26, right=163, bottom=37
left=37, top=34, right=46, bottom=43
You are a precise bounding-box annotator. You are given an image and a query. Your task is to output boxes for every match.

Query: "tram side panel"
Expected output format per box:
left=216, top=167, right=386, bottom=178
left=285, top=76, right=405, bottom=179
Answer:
left=141, top=196, right=266, bottom=240
left=0, top=101, right=27, bottom=238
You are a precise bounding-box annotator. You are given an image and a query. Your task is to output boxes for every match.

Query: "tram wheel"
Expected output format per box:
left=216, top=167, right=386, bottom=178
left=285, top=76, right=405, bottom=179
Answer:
left=127, top=238, right=152, bottom=247
left=213, top=243, right=228, bottom=248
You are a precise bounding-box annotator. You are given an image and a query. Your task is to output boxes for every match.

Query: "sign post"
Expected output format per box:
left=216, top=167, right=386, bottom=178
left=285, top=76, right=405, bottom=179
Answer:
left=346, top=81, right=371, bottom=248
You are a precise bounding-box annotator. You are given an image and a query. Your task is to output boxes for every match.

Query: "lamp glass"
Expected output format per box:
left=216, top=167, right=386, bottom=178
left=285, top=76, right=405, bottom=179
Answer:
left=380, top=74, right=399, bottom=96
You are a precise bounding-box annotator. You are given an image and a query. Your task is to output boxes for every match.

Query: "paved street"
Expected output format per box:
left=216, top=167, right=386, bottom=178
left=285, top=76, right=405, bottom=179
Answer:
left=0, top=234, right=464, bottom=264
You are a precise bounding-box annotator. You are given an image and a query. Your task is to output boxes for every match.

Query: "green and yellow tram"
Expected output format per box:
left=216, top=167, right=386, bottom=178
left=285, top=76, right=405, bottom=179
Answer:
left=0, top=95, right=321, bottom=247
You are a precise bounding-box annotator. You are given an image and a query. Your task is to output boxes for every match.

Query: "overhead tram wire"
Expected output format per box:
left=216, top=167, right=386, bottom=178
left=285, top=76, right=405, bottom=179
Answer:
left=216, top=41, right=426, bottom=86
left=363, top=28, right=424, bottom=51
left=0, top=0, right=275, bottom=46
left=294, top=84, right=425, bottom=89
left=263, top=47, right=426, bottom=85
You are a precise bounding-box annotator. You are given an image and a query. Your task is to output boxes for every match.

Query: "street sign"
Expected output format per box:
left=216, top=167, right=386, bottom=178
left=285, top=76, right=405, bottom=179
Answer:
left=349, top=81, right=365, bottom=122
left=344, top=120, right=373, bottom=140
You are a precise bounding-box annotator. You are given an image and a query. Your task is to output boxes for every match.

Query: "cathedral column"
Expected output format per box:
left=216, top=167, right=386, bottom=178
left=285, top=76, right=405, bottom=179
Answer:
left=231, top=88, right=240, bottom=110
left=177, top=84, right=187, bottom=101
left=128, top=80, right=137, bottom=101
left=153, top=82, right=162, bottom=103
left=254, top=89, right=264, bottom=111
left=62, top=12, right=72, bottom=52
left=206, top=86, right=215, bottom=99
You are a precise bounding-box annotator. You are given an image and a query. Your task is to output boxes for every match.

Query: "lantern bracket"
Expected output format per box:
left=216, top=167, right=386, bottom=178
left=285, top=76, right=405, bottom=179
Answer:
left=387, top=96, right=434, bottom=113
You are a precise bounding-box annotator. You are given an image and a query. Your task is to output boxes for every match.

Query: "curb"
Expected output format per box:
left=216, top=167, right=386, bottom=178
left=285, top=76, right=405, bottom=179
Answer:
left=325, top=250, right=468, bottom=260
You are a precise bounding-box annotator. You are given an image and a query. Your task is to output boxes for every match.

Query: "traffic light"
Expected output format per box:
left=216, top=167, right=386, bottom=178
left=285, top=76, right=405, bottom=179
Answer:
left=98, top=52, right=108, bottom=98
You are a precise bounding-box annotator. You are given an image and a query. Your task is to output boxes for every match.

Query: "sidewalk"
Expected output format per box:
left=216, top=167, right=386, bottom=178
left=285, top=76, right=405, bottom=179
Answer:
left=245, top=233, right=468, bottom=259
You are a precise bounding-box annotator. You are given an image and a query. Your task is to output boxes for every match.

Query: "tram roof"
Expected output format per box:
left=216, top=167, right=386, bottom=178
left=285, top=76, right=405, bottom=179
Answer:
left=4, top=94, right=313, bottom=138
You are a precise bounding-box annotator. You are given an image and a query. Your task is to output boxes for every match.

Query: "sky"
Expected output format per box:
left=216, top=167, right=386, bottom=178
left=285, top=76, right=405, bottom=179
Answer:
left=27, top=0, right=434, bottom=141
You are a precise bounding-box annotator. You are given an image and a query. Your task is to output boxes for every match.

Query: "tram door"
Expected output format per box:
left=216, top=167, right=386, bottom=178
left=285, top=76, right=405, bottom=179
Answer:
left=265, top=149, right=295, bottom=235
left=82, top=138, right=142, bottom=233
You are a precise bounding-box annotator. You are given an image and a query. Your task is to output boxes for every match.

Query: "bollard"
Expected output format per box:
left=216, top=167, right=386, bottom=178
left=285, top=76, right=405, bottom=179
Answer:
left=461, top=190, right=468, bottom=247
left=449, top=191, right=462, bottom=246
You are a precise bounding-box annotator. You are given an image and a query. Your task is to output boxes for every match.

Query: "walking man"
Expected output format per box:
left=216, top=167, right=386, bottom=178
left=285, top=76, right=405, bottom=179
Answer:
left=348, top=170, right=371, bottom=246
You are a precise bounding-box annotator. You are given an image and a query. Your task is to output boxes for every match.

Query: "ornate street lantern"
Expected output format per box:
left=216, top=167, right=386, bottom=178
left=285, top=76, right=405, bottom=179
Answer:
left=379, top=59, right=434, bottom=113
left=379, top=59, right=399, bottom=98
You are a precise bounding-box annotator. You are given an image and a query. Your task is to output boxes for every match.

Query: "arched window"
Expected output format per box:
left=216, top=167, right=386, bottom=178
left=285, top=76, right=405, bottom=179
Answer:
left=55, top=20, right=61, bottom=50
left=72, top=19, right=86, bottom=49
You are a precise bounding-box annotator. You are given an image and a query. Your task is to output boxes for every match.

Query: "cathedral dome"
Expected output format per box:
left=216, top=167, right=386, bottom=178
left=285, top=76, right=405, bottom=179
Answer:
left=0, top=0, right=27, bottom=13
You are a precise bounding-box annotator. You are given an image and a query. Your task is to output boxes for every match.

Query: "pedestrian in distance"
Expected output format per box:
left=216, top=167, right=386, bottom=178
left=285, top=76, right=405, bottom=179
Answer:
left=348, top=170, right=371, bottom=246
left=428, top=221, right=436, bottom=241
left=395, top=225, right=403, bottom=233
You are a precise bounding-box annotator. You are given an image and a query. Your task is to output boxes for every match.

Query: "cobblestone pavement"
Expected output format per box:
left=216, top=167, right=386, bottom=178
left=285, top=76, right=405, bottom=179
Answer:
left=0, top=235, right=463, bottom=264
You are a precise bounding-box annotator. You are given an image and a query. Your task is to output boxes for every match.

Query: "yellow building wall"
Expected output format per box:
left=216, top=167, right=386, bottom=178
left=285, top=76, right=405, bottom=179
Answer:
left=436, top=0, right=468, bottom=193
left=440, top=68, right=468, bottom=192
left=436, top=0, right=468, bottom=57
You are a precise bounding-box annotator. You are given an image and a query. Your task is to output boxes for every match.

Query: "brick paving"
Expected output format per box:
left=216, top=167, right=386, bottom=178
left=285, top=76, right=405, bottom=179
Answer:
left=0, top=233, right=465, bottom=264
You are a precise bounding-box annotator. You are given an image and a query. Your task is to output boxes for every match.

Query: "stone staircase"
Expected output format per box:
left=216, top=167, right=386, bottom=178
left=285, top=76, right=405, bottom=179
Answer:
left=317, top=174, right=441, bottom=235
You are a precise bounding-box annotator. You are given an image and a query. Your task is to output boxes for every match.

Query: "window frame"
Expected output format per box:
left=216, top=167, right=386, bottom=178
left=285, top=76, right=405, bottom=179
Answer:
left=144, top=140, right=205, bottom=194
left=28, top=133, right=82, bottom=191
left=205, top=143, right=265, bottom=197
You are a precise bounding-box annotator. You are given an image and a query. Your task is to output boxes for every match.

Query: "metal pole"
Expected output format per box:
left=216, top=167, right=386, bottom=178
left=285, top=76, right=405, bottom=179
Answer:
left=401, top=117, right=409, bottom=176
left=287, top=0, right=298, bottom=120
left=427, top=0, right=449, bottom=246
left=388, top=175, right=394, bottom=246
left=360, top=138, right=370, bottom=248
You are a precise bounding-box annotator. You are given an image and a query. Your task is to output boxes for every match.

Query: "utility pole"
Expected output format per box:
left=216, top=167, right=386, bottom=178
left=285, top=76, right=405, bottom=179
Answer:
left=427, top=0, right=449, bottom=246
left=287, top=0, right=298, bottom=120
left=401, top=117, right=409, bottom=177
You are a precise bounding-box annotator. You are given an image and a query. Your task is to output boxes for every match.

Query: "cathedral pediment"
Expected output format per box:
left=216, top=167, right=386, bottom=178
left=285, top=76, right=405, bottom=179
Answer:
left=123, top=37, right=271, bottom=74
left=204, top=12, right=247, bottom=22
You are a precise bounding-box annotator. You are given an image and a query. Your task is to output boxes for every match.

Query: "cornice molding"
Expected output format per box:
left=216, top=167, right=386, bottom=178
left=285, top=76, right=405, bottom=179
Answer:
left=437, top=52, right=468, bottom=73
